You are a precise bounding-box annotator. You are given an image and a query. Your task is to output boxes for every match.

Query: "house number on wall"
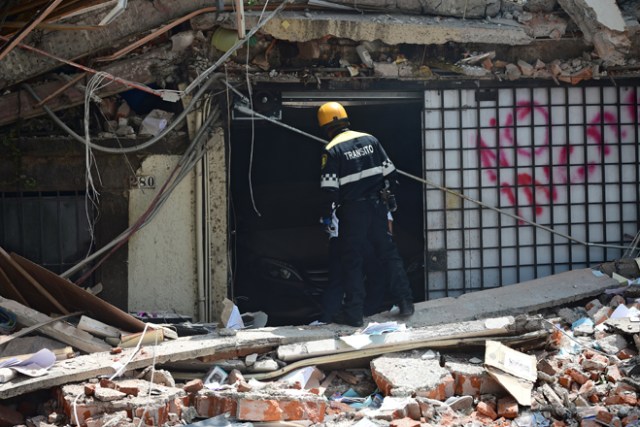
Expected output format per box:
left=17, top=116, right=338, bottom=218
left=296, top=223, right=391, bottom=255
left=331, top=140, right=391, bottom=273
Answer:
left=130, top=175, right=156, bottom=189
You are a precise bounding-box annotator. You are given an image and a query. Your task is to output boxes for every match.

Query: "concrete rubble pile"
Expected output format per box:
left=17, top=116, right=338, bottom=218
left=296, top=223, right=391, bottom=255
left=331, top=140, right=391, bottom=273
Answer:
left=0, top=267, right=639, bottom=426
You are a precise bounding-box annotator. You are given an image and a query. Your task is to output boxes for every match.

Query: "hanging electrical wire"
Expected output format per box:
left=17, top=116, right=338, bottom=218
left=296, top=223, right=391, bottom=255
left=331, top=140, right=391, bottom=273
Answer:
left=70, top=105, right=221, bottom=283
left=83, top=72, right=112, bottom=256
left=232, top=100, right=633, bottom=252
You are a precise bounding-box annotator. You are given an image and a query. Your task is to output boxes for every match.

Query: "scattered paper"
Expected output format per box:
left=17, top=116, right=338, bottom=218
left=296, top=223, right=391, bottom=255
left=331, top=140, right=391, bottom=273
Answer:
left=361, top=321, right=406, bottom=335
left=340, top=334, right=372, bottom=350
left=0, top=348, right=56, bottom=377
left=281, top=367, right=324, bottom=389
left=610, top=304, right=640, bottom=319
left=203, top=366, right=228, bottom=390
left=221, top=298, right=244, bottom=330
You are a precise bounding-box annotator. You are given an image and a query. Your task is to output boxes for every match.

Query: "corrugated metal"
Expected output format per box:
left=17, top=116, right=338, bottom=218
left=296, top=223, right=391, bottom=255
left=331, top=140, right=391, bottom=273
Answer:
left=423, top=84, right=640, bottom=299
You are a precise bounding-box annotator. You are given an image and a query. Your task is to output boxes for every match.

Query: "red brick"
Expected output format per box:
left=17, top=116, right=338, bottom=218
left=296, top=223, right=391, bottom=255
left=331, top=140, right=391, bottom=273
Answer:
left=617, top=348, right=637, bottom=360
left=116, top=385, right=140, bottom=396
left=588, top=394, right=600, bottom=403
left=619, top=393, right=637, bottom=406
left=327, top=401, right=356, bottom=415
left=558, top=375, right=573, bottom=389
left=390, top=417, right=421, bottom=427
left=99, top=378, right=117, bottom=389
left=538, top=359, right=559, bottom=376
left=414, top=374, right=455, bottom=401
left=597, top=410, right=614, bottom=425
left=613, top=383, right=635, bottom=395
left=195, top=394, right=238, bottom=418
left=606, top=365, right=622, bottom=383
left=567, top=368, right=589, bottom=385
left=551, top=421, right=566, bottom=427
left=0, top=404, right=24, bottom=427
left=237, top=399, right=282, bottom=421
left=183, top=379, right=203, bottom=393
left=84, top=384, right=96, bottom=396
left=580, top=421, right=599, bottom=427
left=476, top=401, right=497, bottom=420
left=623, top=414, right=639, bottom=425
left=452, top=370, right=500, bottom=397
left=497, top=396, right=518, bottom=419
left=578, top=380, right=595, bottom=397
left=604, top=395, right=624, bottom=405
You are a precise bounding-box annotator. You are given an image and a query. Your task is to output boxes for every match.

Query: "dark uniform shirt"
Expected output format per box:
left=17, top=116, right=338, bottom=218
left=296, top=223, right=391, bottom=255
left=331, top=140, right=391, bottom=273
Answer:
left=320, top=130, right=396, bottom=206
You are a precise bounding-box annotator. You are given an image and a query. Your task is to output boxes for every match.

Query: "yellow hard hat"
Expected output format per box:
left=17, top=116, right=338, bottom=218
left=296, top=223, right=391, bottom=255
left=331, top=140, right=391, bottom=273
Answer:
left=317, top=102, right=348, bottom=127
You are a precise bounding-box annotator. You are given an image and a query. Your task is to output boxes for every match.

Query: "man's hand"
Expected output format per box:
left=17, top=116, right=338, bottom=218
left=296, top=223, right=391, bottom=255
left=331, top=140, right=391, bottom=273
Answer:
left=320, top=216, right=336, bottom=234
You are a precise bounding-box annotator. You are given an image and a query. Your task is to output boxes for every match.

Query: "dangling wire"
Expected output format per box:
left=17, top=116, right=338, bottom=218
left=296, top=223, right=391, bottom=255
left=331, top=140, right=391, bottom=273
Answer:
left=83, top=72, right=111, bottom=256
left=245, top=26, right=261, bottom=217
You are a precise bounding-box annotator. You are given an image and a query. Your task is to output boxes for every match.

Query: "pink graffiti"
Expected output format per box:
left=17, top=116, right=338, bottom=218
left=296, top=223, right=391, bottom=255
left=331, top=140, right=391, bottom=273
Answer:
left=477, top=90, right=638, bottom=223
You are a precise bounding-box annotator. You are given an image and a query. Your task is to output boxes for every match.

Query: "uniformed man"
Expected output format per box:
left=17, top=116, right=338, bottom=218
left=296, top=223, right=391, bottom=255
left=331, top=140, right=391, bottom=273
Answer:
left=318, top=101, right=414, bottom=327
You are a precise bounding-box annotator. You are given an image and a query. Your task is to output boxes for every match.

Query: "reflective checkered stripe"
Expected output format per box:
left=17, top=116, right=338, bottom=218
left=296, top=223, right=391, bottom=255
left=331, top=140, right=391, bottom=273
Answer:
left=321, top=173, right=339, bottom=189
left=382, top=159, right=396, bottom=176
left=320, top=129, right=394, bottom=201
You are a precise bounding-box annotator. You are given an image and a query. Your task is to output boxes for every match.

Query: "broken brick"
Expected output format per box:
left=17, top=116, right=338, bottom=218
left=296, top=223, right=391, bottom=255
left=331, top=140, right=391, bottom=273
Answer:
left=567, top=367, right=589, bottom=385
left=476, top=401, right=497, bottom=420
left=606, top=365, right=622, bottom=383
left=183, top=379, right=204, bottom=394
left=497, top=396, right=518, bottom=419
left=558, top=375, right=573, bottom=389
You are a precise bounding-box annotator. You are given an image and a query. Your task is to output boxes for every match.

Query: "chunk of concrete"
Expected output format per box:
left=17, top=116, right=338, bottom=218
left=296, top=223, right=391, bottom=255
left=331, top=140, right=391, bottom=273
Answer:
left=371, top=353, right=454, bottom=399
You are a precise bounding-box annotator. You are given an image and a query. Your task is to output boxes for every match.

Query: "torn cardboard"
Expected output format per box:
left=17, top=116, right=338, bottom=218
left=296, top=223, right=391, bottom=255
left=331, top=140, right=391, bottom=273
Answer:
left=484, top=340, right=536, bottom=406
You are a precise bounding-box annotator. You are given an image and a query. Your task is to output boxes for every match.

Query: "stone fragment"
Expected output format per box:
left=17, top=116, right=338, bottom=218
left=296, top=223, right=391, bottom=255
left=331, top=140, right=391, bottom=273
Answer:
left=183, top=379, right=204, bottom=393
left=505, top=63, right=522, bottom=80
left=94, top=387, right=127, bottom=402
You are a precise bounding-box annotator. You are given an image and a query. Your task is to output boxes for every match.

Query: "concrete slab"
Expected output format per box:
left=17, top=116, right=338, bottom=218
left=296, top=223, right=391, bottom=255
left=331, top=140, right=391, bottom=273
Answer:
left=239, top=11, right=533, bottom=45
left=372, top=268, right=619, bottom=327
left=0, top=326, right=333, bottom=400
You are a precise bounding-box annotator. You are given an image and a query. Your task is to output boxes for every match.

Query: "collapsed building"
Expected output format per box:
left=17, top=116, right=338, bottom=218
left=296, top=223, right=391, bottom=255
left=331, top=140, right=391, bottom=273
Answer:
left=1, top=0, right=640, bottom=425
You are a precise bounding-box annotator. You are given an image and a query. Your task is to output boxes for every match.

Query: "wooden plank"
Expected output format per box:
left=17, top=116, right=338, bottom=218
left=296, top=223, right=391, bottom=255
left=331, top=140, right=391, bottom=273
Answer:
left=77, top=315, right=120, bottom=339
left=11, top=253, right=146, bottom=333
left=0, top=247, right=68, bottom=315
left=0, top=311, right=83, bottom=346
left=0, top=265, right=28, bottom=306
left=0, top=297, right=111, bottom=354
left=277, top=317, right=516, bottom=362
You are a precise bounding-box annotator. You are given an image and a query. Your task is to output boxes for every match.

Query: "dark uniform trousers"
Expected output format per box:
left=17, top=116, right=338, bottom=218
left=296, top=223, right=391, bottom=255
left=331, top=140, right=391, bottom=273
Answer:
left=338, top=197, right=413, bottom=321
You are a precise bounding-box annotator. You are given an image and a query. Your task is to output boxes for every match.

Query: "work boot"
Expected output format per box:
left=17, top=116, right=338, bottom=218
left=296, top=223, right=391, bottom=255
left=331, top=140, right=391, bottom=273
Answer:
left=332, top=311, right=364, bottom=328
left=398, top=300, right=415, bottom=317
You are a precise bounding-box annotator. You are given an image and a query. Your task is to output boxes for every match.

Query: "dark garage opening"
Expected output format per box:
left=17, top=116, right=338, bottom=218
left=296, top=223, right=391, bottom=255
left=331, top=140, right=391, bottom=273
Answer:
left=229, top=92, right=425, bottom=326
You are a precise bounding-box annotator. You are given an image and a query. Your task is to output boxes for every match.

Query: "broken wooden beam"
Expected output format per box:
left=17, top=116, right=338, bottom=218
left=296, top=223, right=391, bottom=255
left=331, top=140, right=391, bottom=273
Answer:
left=11, top=253, right=146, bottom=333
left=0, top=297, right=111, bottom=354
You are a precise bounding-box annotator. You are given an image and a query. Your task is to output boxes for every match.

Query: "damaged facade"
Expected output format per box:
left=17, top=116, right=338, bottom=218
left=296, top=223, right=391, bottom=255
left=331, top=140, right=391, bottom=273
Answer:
left=1, top=0, right=640, bottom=424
